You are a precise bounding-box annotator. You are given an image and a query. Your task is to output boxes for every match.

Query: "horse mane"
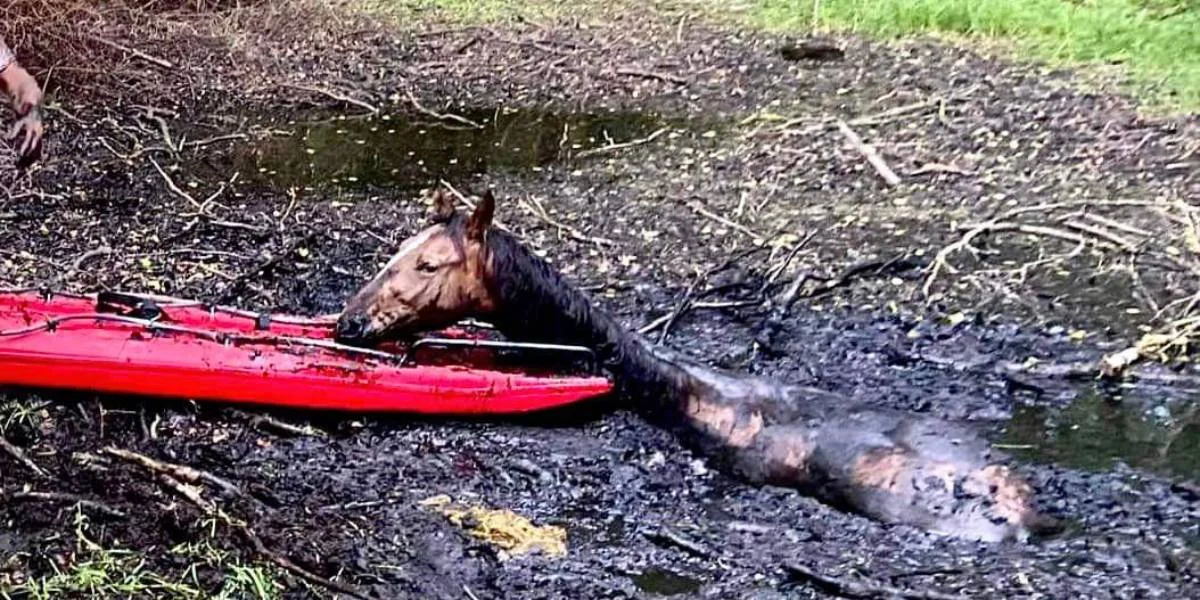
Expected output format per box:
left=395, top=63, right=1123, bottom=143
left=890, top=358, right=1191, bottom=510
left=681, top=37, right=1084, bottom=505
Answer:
left=440, top=212, right=687, bottom=411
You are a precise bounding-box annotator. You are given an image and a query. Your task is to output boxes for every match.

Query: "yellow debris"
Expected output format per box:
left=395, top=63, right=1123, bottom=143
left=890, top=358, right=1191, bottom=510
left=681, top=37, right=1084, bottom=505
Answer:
left=419, top=495, right=566, bottom=559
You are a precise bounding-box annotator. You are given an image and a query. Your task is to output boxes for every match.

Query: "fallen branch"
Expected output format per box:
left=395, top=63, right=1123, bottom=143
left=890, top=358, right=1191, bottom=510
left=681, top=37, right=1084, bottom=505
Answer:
left=249, top=413, right=326, bottom=438
left=102, top=446, right=242, bottom=499
left=836, top=120, right=901, bottom=186
left=3, top=490, right=127, bottom=519
left=406, top=90, right=482, bottom=128
left=87, top=35, right=174, bottom=69
left=784, top=562, right=964, bottom=600
left=285, top=84, right=379, bottom=114
left=520, top=195, right=616, bottom=247
left=756, top=254, right=922, bottom=354
left=684, top=198, right=764, bottom=240
left=613, top=68, right=687, bottom=85
left=0, top=435, right=48, bottom=478
left=575, top=127, right=669, bottom=159
left=646, top=527, right=713, bottom=559
left=148, top=157, right=203, bottom=210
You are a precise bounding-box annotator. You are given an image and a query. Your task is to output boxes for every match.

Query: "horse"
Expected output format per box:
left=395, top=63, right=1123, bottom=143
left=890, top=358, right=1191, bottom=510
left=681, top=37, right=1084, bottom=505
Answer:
left=335, top=188, right=1059, bottom=543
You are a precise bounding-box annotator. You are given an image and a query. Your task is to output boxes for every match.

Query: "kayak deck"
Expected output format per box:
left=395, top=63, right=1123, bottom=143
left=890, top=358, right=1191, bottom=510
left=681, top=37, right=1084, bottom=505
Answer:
left=0, top=289, right=613, bottom=414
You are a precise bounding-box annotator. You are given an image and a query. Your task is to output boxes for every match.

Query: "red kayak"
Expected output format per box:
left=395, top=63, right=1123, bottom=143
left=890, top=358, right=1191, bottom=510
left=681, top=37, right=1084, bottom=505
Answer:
left=0, top=289, right=612, bottom=414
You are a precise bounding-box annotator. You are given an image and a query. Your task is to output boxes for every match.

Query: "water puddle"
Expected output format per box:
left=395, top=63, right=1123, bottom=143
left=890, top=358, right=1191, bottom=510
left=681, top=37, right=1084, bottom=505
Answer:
left=999, top=392, right=1200, bottom=481
left=202, top=107, right=670, bottom=191
left=631, top=569, right=703, bottom=596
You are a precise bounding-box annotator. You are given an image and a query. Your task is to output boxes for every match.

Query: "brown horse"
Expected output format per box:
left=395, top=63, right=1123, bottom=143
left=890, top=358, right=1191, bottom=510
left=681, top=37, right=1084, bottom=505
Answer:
left=336, top=189, right=1059, bottom=543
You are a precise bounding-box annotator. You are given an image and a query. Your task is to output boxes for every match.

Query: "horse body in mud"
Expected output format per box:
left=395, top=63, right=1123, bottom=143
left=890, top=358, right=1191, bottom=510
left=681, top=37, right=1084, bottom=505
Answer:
left=336, top=189, right=1057, bottom=543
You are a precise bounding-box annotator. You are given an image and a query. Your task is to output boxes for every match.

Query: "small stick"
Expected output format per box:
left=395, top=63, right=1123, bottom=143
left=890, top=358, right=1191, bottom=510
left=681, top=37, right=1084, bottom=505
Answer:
left=784, top=562, right=963, bottom=600
left=285, top=84, right=379, bottom=114
left=239, top=524, right=374, bottom=600
left=836, top=120, right=901, bottom=186
left=102, top=446, right=242, bottom=499
left=614, top=69, right=687, bottom=85
left=685, top=199, right=763, bottom=240
left=646, top=527, right=713, bottom=559
left=87, top=35, right=174, bottom=68
left=1060, top=220, right=1138, bottom=252
left=183, top=134, right=250, bottom=150
left=575, top=127, right=669, bottom=159
left=250, top=414, right=326, bottom=438
left=658, top=271, right=704, bottom=344
left=406, top=91, right=482, bottom=128
left=4, top=490, right=127, bottom=519
left=520, top=195, right=615, bottom=247
left=148, top=158, right=203, bottom=210
left=1, top=435, right=48, bottom=478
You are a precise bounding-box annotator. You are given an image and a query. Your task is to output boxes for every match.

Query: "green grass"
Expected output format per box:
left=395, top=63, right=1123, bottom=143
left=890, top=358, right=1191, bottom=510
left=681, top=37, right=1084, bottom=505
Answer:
left=748, top=0, right=1200, bottom=112
left=2, top=510, right=282, bottom=600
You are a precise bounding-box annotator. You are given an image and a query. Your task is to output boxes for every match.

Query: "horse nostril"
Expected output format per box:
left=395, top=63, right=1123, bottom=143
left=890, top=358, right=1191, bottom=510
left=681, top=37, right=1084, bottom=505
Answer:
left=335, top=314, right=369, bottom=342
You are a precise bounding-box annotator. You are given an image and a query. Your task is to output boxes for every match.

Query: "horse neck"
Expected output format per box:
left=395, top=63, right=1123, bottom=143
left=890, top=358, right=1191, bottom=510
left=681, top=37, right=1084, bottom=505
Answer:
left=480, top=231, right=692, bottom=408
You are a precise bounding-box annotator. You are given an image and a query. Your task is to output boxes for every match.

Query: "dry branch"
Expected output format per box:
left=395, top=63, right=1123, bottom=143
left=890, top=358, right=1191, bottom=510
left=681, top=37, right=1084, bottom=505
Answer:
left=286, top=84, right=379, bottom=114
left=406, top=90, right=482, bottom=128
left=575, top=127, right=669, bottom=159
left=836, top=120, right=901, bottom=186
left=1, top=435, right=49, bottom=478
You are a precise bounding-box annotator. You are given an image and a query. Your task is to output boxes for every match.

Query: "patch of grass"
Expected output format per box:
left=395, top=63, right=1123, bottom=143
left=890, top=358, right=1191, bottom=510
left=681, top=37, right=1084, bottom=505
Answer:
left=746, top=0, right=1200, bottom=112
left=2, top=511, right=282, bottom=600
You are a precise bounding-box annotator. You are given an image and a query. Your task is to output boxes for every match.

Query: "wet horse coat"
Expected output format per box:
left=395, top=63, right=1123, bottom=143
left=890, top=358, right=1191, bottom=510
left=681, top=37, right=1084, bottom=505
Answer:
left=337, top=189, right=1057, bottom=542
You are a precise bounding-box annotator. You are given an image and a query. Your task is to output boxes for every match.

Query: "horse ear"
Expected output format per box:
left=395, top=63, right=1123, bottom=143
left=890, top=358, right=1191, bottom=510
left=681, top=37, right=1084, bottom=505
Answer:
left=467, top=190, right=495, bottom=241
left=431, top=189, right=456, bottom=221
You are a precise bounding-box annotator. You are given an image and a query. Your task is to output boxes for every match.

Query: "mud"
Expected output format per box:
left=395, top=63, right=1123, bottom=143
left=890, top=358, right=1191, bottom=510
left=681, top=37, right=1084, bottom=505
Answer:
left=1, top=4, right=1199, bottom=599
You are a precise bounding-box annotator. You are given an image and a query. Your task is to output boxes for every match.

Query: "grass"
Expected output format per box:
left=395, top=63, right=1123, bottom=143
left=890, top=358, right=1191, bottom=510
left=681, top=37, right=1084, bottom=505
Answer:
left=1, top=510, right=282, bottom=600
left=746, top=0, right=1200, bottom=112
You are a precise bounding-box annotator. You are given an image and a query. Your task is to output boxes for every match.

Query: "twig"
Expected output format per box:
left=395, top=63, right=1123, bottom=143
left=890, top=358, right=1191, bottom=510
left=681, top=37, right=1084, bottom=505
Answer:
left=249, top=414, right=326, bottom=438
left=684, top=198, right=763, bottom=240
left=757, top=254, right=921, bottom=353
left=285, top=84, right=379, bottom=114
left=784, top=562, right=963, bottom=600
left=87, top=35, right=174, bottom=69
left=613, top=69, right=687, bottom=85
left=102, top=446, right=242, bottom=499
left=239, top=524, right=374, bottom=600
left=835, top=120, right=901, bottom=186
left=520, top=195, right=616, bottom=246
left=148, top=158, right=203, bottom=210
left=646, top=527, right=713, bottom=559
left=3, top=490, right=127, bottom=519
left=184, top=134, right=250, bottom=150
left=923, top=222, right=1094, bottom=297
left=406, top=90, right=482, bottom=128
left=463, top=586, right=481, bottom=600
left=1, top=435, right=49, bottom=478
left=575, top=127, right=669, bottom=159
left=1061, top=220, right=1138, bottom=252
left=658, top=270, right=705, bottom=344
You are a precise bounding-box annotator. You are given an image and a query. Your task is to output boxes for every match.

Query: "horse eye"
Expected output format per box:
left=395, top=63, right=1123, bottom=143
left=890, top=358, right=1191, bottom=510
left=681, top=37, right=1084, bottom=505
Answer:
left=416, top=261, right=439, bottom=274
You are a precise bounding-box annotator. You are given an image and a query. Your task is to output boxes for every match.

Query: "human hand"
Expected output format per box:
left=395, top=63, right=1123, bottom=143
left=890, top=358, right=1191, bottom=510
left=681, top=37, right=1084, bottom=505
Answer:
left=7, top=106, right=42, bottom=168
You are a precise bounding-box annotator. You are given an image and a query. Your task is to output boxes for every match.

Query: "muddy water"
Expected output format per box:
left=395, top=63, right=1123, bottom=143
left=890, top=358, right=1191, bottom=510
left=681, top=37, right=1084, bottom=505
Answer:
left=1000, top=391, right=1200, bottom=480
left=204, top=107, right=669, bottom=191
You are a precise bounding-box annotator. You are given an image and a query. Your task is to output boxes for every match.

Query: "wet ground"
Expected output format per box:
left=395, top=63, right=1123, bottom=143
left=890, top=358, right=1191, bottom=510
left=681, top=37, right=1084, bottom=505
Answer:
left=2, top=2, right=1199, bottom=598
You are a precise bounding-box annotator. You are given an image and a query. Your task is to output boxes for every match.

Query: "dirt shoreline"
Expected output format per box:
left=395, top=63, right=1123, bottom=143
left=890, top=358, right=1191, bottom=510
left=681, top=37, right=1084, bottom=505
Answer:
left=1, top=4, right=1197, bottom=598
